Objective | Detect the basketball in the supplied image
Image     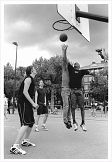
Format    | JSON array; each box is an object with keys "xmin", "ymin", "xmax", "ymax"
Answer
[{"xmin": 59, "ymin": 33, "xmax": 68, "ymax": 42}]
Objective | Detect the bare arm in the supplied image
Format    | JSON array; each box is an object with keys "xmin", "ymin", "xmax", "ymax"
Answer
[
  {"xmin": 23, "ymin": 78, "xmax": 37, "ymax": 108},
  {"xmin": 61, "ymin": 44, "xmax": 68, "ymax": 71},
  {"xmin": 35, "ymin": 90, "xmax": 38, "ymax": 104},
  {"xmin": 81, "ymin": 69, "xmax": 94, "ymax": 76},
  {"xmin": 45, "ymin": 94, "xmax": 46, "ymax": 106}
]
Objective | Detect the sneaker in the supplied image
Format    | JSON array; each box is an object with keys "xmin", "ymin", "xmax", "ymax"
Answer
[
  {"xmin": 35, "ymin": 127, "xmax": 39, "ymax": 132},
  {"xmin": 21, "ymin": 140, "xmax": 36, "ymax": 147},
  {"xmin": 64, "ymin": 122, "xmax": 71, "ymax": 129},
  {"xmin": 73, "ymin": 123, "xmax": 78, "ymax": 131},
  {"xmin": 10, "ymin": 145, "xmax": 26, "ymax": 155},
  {"xmin": 80, "ymin": 124, "xmax": 87, "ymax": 131},
  {"xmin": 41, "ymin": 125, "xmax": 48, "ymax": 131},
  {"xmin": 68, "ymin": 121, "xmax": 72, "ymax": 128}
]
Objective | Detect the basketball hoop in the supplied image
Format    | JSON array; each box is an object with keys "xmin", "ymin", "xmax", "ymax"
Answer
[
  {"xmin": 57, "ymin": 4, "xmax": 90, "ymax": 41},
  {"xmin": 52, "ymin": 19, "xmax": 74, "ymax": 31}
]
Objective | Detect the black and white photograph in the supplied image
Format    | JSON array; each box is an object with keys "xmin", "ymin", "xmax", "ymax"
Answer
[{"xmin": 0, "ymin": 0, "xmax": 111, "ymax": 160}]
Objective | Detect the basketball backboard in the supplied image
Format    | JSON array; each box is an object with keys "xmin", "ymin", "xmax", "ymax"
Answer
[{"xmin": 57, "ymin": 4, "xmax": 90, "ymax": 42}]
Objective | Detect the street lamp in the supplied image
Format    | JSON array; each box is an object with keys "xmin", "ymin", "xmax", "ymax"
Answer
[{"xmin": 12, "ymin": 42, "xmax": 18, "ymax": 114}]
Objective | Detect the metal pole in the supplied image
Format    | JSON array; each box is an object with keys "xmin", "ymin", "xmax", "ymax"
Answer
[
  {"xmin": 76, "ymin": 10, "xmax": 108, "ymax": 23},
  {"xmin": 12, "ymin": 42, "xmax": 18, "ymax": 114}
]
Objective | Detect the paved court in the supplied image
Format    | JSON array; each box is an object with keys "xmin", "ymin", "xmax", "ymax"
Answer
[{"xmin": 4, "ymin": 109, "xmax": 108, "ymax": 159}]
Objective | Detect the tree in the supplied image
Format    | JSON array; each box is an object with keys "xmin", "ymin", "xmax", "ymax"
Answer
[
  {"xmin": 96, "ymin": 48, "xmax": 108, "ymax": 62},
  {"xmin": 90, "ymin": 69, "xmax": 108, "ymax": 103},
  {"xmin": 4, "ymin": 63, "xmax": 14, "ymax": 81},
  {"xmin": 4, "ymin": 63, "xmax": 26, "ymax": 99}
]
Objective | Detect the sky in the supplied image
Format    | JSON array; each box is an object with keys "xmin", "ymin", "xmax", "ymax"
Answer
[{"xmin": 3, "ymin": 1, "xmax": 109, "ymax": 68}]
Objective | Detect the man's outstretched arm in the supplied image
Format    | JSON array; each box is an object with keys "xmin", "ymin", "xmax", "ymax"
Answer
[{"xmin": 61, "ymin": 44, "xmax": 68, "ymax": 71}]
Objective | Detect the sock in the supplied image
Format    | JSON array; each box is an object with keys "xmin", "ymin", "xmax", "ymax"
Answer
[
  {"xmin": 35, "ymin": 124, "xmax": 38, "ymax": 128},
  {"xmin": 13, "ymin": 144, "xmax": 19, "ymax": 147},
  {"xmin": 23, "ymin": 138, "xmax": 29, "ymax": 142},
  {"xmin": 42, "ymin": 123, "xmax": 45, "ymax": 127}
]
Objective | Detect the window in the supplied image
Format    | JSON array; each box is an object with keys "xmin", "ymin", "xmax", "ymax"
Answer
[
  {"xmin": 89, "ymin": 76, "xmax": 93, "ymax": 82},
  {"xmin": 85, "ymin": 101, "xmax": 89, "ymax": 106},
  {"xmin": 84, "ymin": 77, "xmax": 88, "ymax": 82},
  {"xmin": 84, "ymin": 85, "xmax": 89, "ymax": 90},
  {"xmin": 84, "ymin": 93, "xmax": 89, "ymax": 98}
]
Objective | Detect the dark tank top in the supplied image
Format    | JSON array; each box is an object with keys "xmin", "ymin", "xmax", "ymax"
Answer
[
  {"xmin": 18, "ymin": 76, "xmax": 35, "ymax": 103},
  {"xmin": 37, "ymin": 88, "xmax": 45, "ymax": 105}
]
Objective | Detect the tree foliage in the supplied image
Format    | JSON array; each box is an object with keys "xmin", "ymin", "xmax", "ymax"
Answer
[
  {"xmin": 90, "ymin": 69, "xmax": 108, "ymax": 102},
  {"xmin": 4, "ymin": 56, "xmax": 63, "ymax": 103},
  {"xmin": 4, "ymin": 63, "xmax": 26, "ymax": 98}
]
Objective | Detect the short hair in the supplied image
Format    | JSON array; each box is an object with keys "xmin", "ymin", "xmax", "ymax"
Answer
[
  {"xmin": 26, "ymin": 66, "xmax": 33, "ymax": 76},
  {"xmin": 39, "ymin": 79, "xmax": 44, "ymax": 84},
  {"xmin": 74, "ymin": 62, "xmax": 80, "ymax": 68}
]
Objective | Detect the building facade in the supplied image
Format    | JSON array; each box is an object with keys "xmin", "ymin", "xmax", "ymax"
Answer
[{"xmin": 81, "ymin": 61, "xmax": 108, "ymax": 108}]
